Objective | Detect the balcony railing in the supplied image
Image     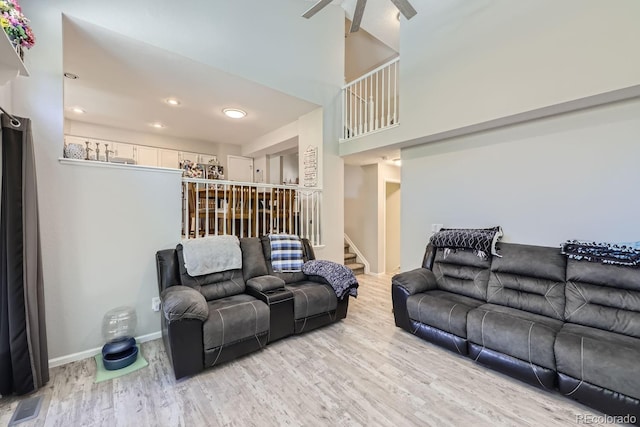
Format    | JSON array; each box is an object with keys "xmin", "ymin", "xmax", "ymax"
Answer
[
  {"xmin": 182, "ymin": 178, "xmax": 322, "ymax": 246},
  {"xmin": 341, "ymin": 57, "xmax": 399, "ymax": 141}
]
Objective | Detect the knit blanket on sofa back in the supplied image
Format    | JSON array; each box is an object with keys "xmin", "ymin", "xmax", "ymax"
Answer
[
  {"xmin": 561, "ymin": 240, "xmax": 640, "ymax": 267},
  {"xmin": 430, "ymin": 226, "xmax": 503, "ymax": 260}
]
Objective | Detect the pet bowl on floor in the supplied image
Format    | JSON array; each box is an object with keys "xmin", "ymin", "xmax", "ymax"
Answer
[{"xmin": 102, "ymin": 337, "xmax": 138, "ymax": 371}]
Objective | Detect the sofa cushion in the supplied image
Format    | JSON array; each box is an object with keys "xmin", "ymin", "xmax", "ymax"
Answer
[
  {"xmin": 246, "ymin": 275, "xmax": 286, "ymax": 292},
  {"xmin": 203, "ymin": 294, "xmax": 269, "ymax": 350},
  {"xmin": 285, "ymin": 281, "xmax": 337, "ymax": 320},
  {"xmin": 161, "ymin": 285, "xmax": 208, "ymax": 322},
  {"xmin": 555, "ymin": 323, "xmax": 640, "ymax": 400},
  {"xmin": 239, "ymin": 237, "xmax": 269, "ymax": 281},
  {"xmin": 407, "ymin": 290, "xmax": 484, "ymax": 339},
  {"xmin": 392, "ymin": 268, "xmax": 438, "ymax": 295},
  {"xmin": 565, "ymin": 259, "xmax": 640, "ymax": 338},
  {"xmin": 432, "ymin": 248, "xmax": 491, "ymax": 301},
  {"xmin": 487, "ymin": 243, "xmax": 566, "ymax": 320},
  {"xmin": 176, "ymin": 245, "xmax": 246, "ymax": 300},
  {"xmin": 467, "ymin": 304, "xmax": 564, "ymax": 370}
]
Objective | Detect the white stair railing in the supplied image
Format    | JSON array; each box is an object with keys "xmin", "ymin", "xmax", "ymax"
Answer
[
  {"xmin": 341, "ymin": 57, "xmax": 399, "ymax": 141},
  {"xmin": 182, "ymin": 178, "xmax": 323, "ymax": 246}
]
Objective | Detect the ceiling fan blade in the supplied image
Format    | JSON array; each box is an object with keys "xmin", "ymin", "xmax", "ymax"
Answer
[
  {"xmin": 302, "ymin": 0, "xmax": 334, "ymax": 19},
  {"xmin": 349, "ymin": 0, "xmax": 367, "ymax": 33},
  {"xmin": 389, "ymin": 0, "xmax": 417, "ymax": 20}
]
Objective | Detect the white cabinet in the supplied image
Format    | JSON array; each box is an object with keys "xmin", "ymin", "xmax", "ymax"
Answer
[
  {"xmin": 159, "ymin": 149, "xmax": 180, "ymax": 169},
  {"xmin": 179, "ymin": 151, "xmax": 199, "ymax": 164},
  {"xmin": 135, "ymin": 145, "xmax": 158, "ymax": 167},
  {"xmin": 113, "ymin": 143, "xmax": 135, "ymax": 162},
  {"xmin": 64, "ymin": 135, "xmax": 86, "ymax": 146},
  {"xmin": 61, "ymin": 135, "xmax": 220, "ymax": 170},
  {"xmin": 199, "ymin": 154, "xmax": 217, "ymax": 164}
]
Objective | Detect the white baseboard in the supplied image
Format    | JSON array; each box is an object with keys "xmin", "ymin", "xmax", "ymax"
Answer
[{"xmin": 48, "ymin": 331, "xmax": 162, "ymax": 368}]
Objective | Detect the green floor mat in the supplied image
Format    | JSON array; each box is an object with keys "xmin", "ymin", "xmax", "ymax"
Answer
[{"xmin": 94, "ymin": 346, "xmax": 148, "ymax": 383}]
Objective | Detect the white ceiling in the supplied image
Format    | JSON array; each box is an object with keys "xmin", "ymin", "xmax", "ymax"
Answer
[
  {"xmin": 63, "ymin": 17, "xmax": 319, "ymax": 146},
  {"xmin": 341, "ymin": 0, "xmax": 400, "ymax": 51},
  {"xmin": 303, "ymin": 0, "xmax": 401, "ymax": 51}
]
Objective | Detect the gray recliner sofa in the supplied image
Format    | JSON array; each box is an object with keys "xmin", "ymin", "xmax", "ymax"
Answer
[
  {"xmin": 392, "ymin": 242, "xmax": 640, "ymax": 424},
  {"xmin": 156, "ymin": 236, "xmax": 350, "ymax": 379}
]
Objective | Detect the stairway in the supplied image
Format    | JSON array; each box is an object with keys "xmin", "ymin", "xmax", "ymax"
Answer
[{"xmin": 344, "ymin": 242, "xmax": 365, "ymax": 275}]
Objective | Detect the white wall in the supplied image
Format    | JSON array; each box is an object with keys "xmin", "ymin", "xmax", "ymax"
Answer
[
  {"xmin": 14, "ymin": 0, "xmax": 344, "ymax": 362},
  {"xmin": 48, "ymin": 163, "xmax": 181, "ymax": 361},
  {"xmin": 253, "ymin": 155, "xmax": 267, "ymax": 183},
  {"xmin": 242, "ymin": 121, "xmax": 299, "ymax": 158},
  {"xmin": 268, "ymin": 156, "xmax": 282, "ymax": 184},
  {"xmin": 341, "ymin": 0, "xmax": 640, "ymax": 156},
  {"xmin": 344, "ymin": 162, "xmax": 400, "ymax": 273},
  {"xmin": 401, "ymin": 97, "xmax": 640, "ymax": 269},
  {"xmin": 65, "ymin": 120, "xmax": 241, "ymax": 172},
  {"xmin": 0, "ymin": 80, "xmax": 11, "ymax": 190},
  {"xmin": 344, "ymin": 20, "xmax": 397, "ymax": 83},
  {"xmin": 0, "ymin": 80, "xmax": 11, "ymax": 111},
  {"xmin": 297, "ymin": 107, "xmax": 344, "ymax": 262},
  {"xmin": 344, "ymin": 164, "xmax": 378, "ymax": 268},
  {"xmin": 281, "ymin": 153, "xmax": 298, "ymax": 184}
]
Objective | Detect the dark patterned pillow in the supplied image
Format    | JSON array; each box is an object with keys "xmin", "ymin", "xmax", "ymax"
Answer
[
  {"xmin": 561, "ymin": 240, "xmax": 640, "ymax": 267},
  {"xmin": 430, "ymin": 226, "xmax": 503, "ymax": 259}
]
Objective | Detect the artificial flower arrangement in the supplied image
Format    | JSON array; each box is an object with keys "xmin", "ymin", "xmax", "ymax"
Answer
[
  {"xmin": 0, "ymin": 0, "xmax": 35, "ymax": 49},
  {"xmin": 181, "ymin": 160, "xmax": 204, "ymax": 178}
]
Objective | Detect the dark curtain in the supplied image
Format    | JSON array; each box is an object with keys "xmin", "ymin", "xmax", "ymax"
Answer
[{"xmin": 0, "ymin": 114, "xmax": 48, "ymax": 396}]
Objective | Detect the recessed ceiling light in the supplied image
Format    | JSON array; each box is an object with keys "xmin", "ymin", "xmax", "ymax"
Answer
[
  {"xmin": 72, "ymin": 107, "xmax": 85, "ymax": 114},
  {"xmin": 150, "ymin": 122, "xmax": 165, "ymax": 129},
  {"xmin": 165, "ymin": 98, "xmax": 181, "ymax": 106},
  {"xmin": 223, "ymin": 108, "xmax": 247, "ymax": 119},
  {"xmin": 64, "ymin": 72, "xmax": 79, "ymax": 80}
]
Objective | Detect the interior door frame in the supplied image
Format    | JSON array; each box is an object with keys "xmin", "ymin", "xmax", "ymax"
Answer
[
  {"xmin": 383, "ymin": 178, "xmax": 401, "ymax": 274},
  {"xmin": 227, "ymin": 155, "xmax": 254, "ymax": 183}
]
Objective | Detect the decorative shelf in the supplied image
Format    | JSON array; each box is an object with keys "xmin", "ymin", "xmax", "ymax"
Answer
[{"xmin": 0, "ymin": 30, "xmax": 29, "ymax": 86}]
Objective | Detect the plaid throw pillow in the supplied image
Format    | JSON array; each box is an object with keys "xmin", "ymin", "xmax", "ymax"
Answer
[{"xmin": 269, "ymin": 234, "xmax": 304, "ymax": 272}]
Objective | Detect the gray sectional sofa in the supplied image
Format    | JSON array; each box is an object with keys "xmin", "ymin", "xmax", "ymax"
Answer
[
  {"xmin": 392, "ymin": 242, "xmax": 640, "ymax": 423},
  {"xmin": 156, "ymin": 236, "xmax": 350, "ymax": 379}
]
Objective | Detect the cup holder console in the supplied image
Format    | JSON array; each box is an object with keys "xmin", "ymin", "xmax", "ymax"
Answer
[{"xmin": 261, "ymin": 288, "xmax": 294, "ymax": 342}]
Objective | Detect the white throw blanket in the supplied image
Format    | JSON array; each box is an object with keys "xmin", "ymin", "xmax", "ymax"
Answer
[{"xmin": 181, "ymin": 235, "xmax": 242, "ymax": 276}]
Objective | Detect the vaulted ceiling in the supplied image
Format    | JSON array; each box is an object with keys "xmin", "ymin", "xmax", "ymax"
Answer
[{"xmin": 63, "ymin": 16, "xmax": 319, "ymax": 146}]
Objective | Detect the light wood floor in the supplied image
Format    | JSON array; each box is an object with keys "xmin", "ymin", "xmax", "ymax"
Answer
[{"xmin": 1, "ymin": 274, "xmax": 615, "ymax": 427}]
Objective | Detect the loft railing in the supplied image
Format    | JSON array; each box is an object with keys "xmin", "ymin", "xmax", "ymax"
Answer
[
  {"xmin": 341, "ymin": 57, "xmax": 399, "ymax": 141},
  {"xmin": 182, "ymin": 178, "xmax": 322, "ymax": 246}
]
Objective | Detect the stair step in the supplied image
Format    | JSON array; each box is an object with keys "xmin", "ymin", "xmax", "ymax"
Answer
[
  {"xmin": 344, "ymin": 243, "xmax": 349, "ymax": 254},
  {"xmin": 346, "ymin": 263, "xmax": 365, "ymax": 275},
  {"xmin": 344, "ymin": 253, "xmax": 357, "ymax": 262}
]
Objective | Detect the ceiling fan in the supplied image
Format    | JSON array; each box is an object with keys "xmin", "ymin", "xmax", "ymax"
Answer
[{"xmin": 302, "ymin": 0, "xmax": 417, "ymax": 33}]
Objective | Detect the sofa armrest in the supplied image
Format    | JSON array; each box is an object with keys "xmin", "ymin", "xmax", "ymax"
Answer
[
  {"xmin": 246, "ymin": 275, "xmax": 286, "ymax": 292},
  {"xmin": 161, "ymin": 286, "xmax": 208, "ymax": 322},
  {"xmin": 392, "ymin": 268, "xmax": 437, "ymax": 295}
]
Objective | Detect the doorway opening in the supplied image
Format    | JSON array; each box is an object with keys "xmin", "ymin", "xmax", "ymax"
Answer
[{"xmin": 384, "ymin": 180, "xmax": 401, "ymax": 274}]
